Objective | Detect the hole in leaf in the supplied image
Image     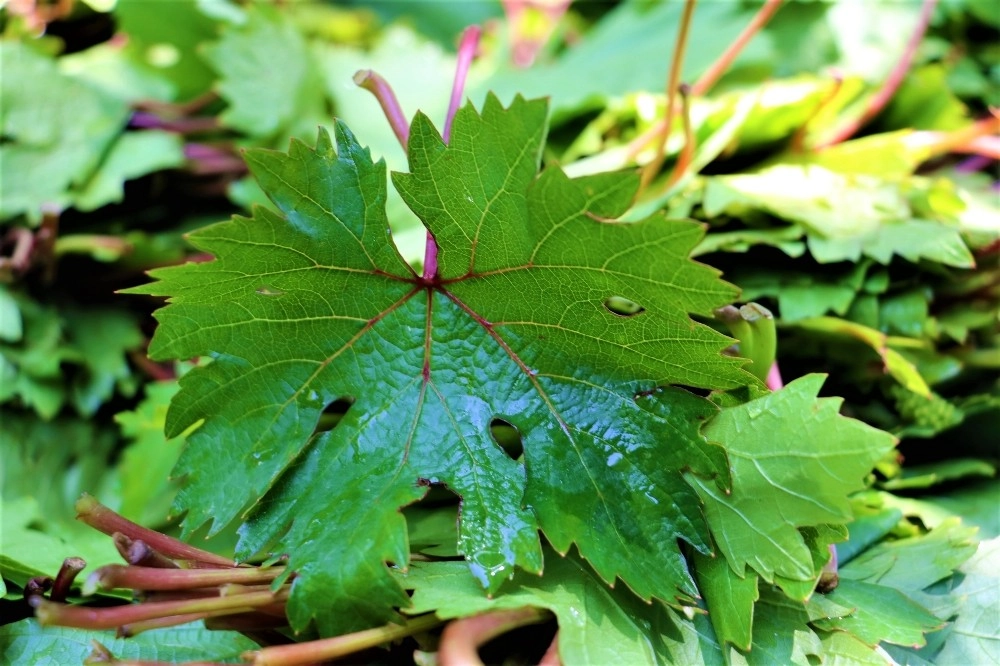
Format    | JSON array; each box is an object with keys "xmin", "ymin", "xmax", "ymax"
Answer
[
  {"xmin": 603, "ymin": 295, "xmax": 645, "ymax": 317},
  {"xmin": 490, "ymin": 418, "xmax": 523, "ymax": 460},
  {"xmin": 314, "ymin": 397, "xmax": 354, "ymax": 433}
]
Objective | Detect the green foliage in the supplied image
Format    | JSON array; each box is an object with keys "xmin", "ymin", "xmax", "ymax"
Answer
[
  {"xmin": 402, "ymin": 551, "xmax": 683, "ymax": 665},
  {"xmin": 0, "ymin": 619, "xmax": 257, "ymax": 665},
  {"xmin": 129, "ymin": 95, "xmax": 751, "ymax": 635},
  {"xmin": 0, "ymin": 289, "xmax": 142, "ymax": 418},
  {"xmin": 690, "ymin": 374, "xmax": 895, "ymax": 583},
  {"xmin": 1, "ymin": 0, "xmax": 997, "ymax": 663}
]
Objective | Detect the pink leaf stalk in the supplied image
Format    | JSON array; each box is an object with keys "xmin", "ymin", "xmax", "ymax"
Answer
[
  {"xmin": 353, "ymin": 69, "xmax": 410, "ymax": 150},
  {"xmin": 425, "ymin": 25, "xmax": 483, "ymax": 283},
  {"xmin": 766, "ymin": 362, "xmax": 784, "ymax": 392},
  {"xmin": 818, "ymin": 0, "xmax": 940, "ymax": 147},
  {"xmin": 443, "ymin": 26, "xmax": 483, "ymax": 144}
]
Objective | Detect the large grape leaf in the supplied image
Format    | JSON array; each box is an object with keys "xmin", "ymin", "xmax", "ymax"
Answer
[{"xmin": 129, "ymin": 94, "xmax": 751, "ymax": 635}]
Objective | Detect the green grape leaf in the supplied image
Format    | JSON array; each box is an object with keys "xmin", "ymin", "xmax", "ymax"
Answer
[
  {"xmin": 114, "ymin": 380, "xmax": 186, "ymax": 526},
  {"xmin": 400, "ymin": 551, "xmax": 683, "ymax": 666},
  {"xmin": 0, "ymin": 618, "xmax": 257, "ymax": 665},
  {"xmin": 128, "ymin": 95, "xmax": 751, "ymax": 635},
  {"xmin": 812, "ymin": 579, "xmax": 944, "ymax": 648},
  {"xmin": 73, "ymin": 130, "xmax": 185, "ymax": 212},
  {"xmin": 935, "ymin": 537, "xmax": 1000, "ymax": 665},
  {"xmin": 204, "ymin": 5, "xmax": 328, "ymax": 140},
  {"xmin": 693, "ymin": 551, "xmax": 758, "ymax": 651},
  {"xmin": 701, "ymin": 165, "xmax": 975, "ymax": 268},
  {"xmin": 726, "ymin": 262, "xmax": 869, "ymax": 323},
  {"xmin": 0, "ymin": 413, "xmax": 123, "ymax": 588},
  {"xmin": 735, "ymin": 588, "xmax": 823, "ymax": 666},
  {"xmin": 0, "ymin": 42, "xmax": 129, "ymax": 223},
  {"xmin": 687, "ymin": 374, "xmax": 896, "ymax": 583},
  {"xmin": 113, "ymin": 0, "xmax": 219, "ymax": 102},
  {"xmin": 839, "ymin": 518, "xmax": 979, "ymax": 594},
  {"xmin": 0, "ymin": 297, "xmax": 143, "ymax": 418}
]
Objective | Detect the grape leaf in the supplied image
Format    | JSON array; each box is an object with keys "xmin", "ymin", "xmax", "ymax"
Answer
[
  {"xmin": 73, "ymin": 130, "xmax": 184, "ymax": 212},
  {"xmin": 0, "ymin": 618, "xmax": 257, "ymax": 665},
  {"xmin": 0, "ymin": 414, "xmax": 122, "ymax": 588},
  {"xmin": 114, "ymin": 380, "xmax": 185, "ymax": 526},
  {"xmin": 113, "ymin": 0, "xmax": 219, "ymax": 103},
  {"xmin": 686, "ymin": 374, "xmax": 896, "ymax": 583},
  {"xmin": 203, "ymin": 5, "xmax": 328, "ymax": 140},
  {"xmin": 0, "ymin": 42, "xmax": 129, "ymax": 222},
  {"xmin": 735, "ymin": 588, "xmax": 823, "ymax": 666},
  {"xmin": 130, "ymin": 94, "xmax": 751, "ymax": 635},
  {"xmin": 701, "ymin": 165, "xmax": 976, "ymax": 268},
  {"xmin": 692, "ymin": 550, "xmax": 758, "ymax": 651},
  {"xmin": 400, "ymin": 552, "xmax": 682, "ymax": 666},
  {"xmin": 935, "ymin": 537, "xmax": 1000, "ymax": 665},
  {"xmin": 839, "ymin": 518, "xmax": 978, "ymax": 595},
  {"xmin": 812, "ymin": 579, "xmax": 944, "ymax": 648}
]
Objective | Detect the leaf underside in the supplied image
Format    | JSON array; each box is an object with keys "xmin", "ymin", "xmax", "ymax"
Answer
[{"xmin": 130, "ymin": 94, "xmax": 751, "ymax": 635}]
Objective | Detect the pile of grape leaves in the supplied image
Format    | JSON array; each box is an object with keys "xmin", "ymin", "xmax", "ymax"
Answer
[{"xmin": 1, "ymin": 1, "xmax": 997, "ymax": 664}]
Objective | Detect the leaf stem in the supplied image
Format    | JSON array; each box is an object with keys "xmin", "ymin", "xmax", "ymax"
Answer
[
  {"xmin": 664, "ymin": 83, "xmax": 695, "ymax": 190},
  {"xmin": 443, "ymin": 25, "xmax": 483, "ymax": 143},
  {"xmin": 129, "ymin": 112, "xmax": 220, "ymax": 134},
  {"xmin": 817, "ymin": 0, "xmax": 939, "ymax": 147},
  {"xmin": 51, "ymin": 558, "xmax": 87, "ymax": 603},
  {"xmin": 538, "ymin": 629, "xmax": 561, "ymax": 666},
  {"xmin": 817, "ymin": 544, "xmax": 839, "ymax": 593},
  {"xmin": 32, "ymin": 588, "xmax": 288, "ymax": 631},
  {"xmin": 243, "ymin": 614, "xmax": 443, "ymax": 666},
  {"xmin": 75, "ymin": 494, "xmax": 236, "ymax": 568},
  {"xmin": 83, "ymin": 564, "xmax": 285, "ymax": 596},
  {"xmin": 0, "ymin": 226, "xmax": 35, "ymax": 281},
  {"xmin": 353, "ymin": 69, "xmax": 410, "ymax": 150},
  {"xmin": 690, "ymin": 0, "xmax": 784, "ymax": 96},
  {"xmin": 438, "ymin": 607, "xmax": 552, "ymax": 666},
  {"xmin": 766, "ymin": 362, "xmax": 784, "ymax": 392},
  {"xmin": 113, "ymin": 534, "xmax": 180, "ymax": 569},
  {"xmin": 640, "ymin": 0, "xmax": 697, "ymax": 190},
  {"xmin": 25, "ymin": 577, "xmax": 53, "ymax": 599}
]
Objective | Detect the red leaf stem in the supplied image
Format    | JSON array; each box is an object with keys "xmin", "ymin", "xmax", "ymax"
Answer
[
  {"xmin": 243, "ymin": 614, "xmax": 443, "ymax": 666},
  {"xmin": 818, "ymin": 0, "xmax": 940, "ymax": 147},
  {"xmin": 626, "ymin": 0, "xmax": 783, "ymax": 164},
  {"xmin": 114, "ymin": 534, "xmax": 181, "ymax": 568},
  {"xmin": 75, "ymin": 494, "xmax": 237, "ymax": 569},
  {"xmin": 32, "ymin": 589, "xmax": 288, "ymax": 631},
  {"xmin": 664, "ymin": 83, "xmax": 695, "ymax": 190},
  {"xmin": 538, "ymin": 630, "xmax": 561, "ymax": 666},
  {"xmin": 437, "ymin": 607, "xmax": 552, "ymax": 666},
  {"xmin": 443, "ymin": 25, "xmax": 483, "ymax": 143},
  {"xmin": 51, "ymin": 558, "xmax": 87, "ymax": 602},
  {"xmin": 641, "ymin": 0, "xmax": 697, "ymax": 189},
  {"xmin": 353, "ymin": 69, "xmax": 410, "ymax": 150},
  {"xmin": 84, "ymin": 564, "xmax": 285, "ymax": 595},
  {"xmin": 690, "ymin": 0, "xmax": 784, "ymax": 96}
]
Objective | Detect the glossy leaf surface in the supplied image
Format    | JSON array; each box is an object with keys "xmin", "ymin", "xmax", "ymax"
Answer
[{"xmin": 131, "ymin": 95, "xmax": 748, "ymax": 634}]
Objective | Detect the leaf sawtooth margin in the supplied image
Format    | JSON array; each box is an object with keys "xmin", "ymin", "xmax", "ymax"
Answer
[{"xmin": 128, "ymin": 94, "xmax": 753, "ymax": 635}]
